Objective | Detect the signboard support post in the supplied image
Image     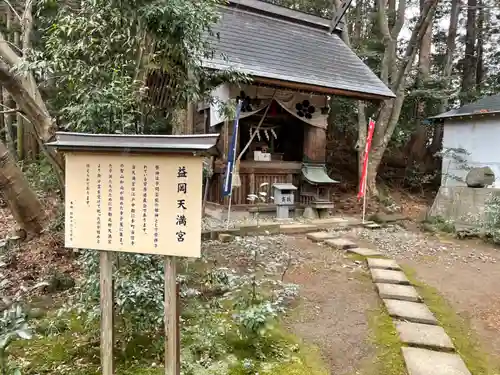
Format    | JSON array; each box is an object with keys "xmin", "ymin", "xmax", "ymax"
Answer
[
  {"xmin": 164, "ymin": 256, "xmax": 179, "ymax": 375},
  {"xmin": 46, "ymin": 132, "xmax": 220, "ymax": 375},
  {"xmin": 100, "ymin": 250, "xmax": 114, "ymax": 375}
]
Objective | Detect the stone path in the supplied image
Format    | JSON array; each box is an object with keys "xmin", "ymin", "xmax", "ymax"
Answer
[{"xmin": 305, "ymin": 231, "xmax": 473, "ymax": 375}]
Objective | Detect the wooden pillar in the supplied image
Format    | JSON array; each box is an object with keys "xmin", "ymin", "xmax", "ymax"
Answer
[
  {"xmin": 223, "ymin": 120, "xmax": 229, "ymax": 161},
  {"xmin": 100, "ymin": 251, "xmax": 114, "ymax": 375},
  {"xmin": 185, "ymin": 102, "xmax": 195, "ymax": 135},
  {"xmin": 164, "ymin": 256, "xmax": 179, "ymax": 375},
  {"xmin": 249, "ymin": 172, "xmax": 255, "ymax": 195},
  {"xmin": 303, "ymin": 126, "xmax": 326, "ymax": 162}
]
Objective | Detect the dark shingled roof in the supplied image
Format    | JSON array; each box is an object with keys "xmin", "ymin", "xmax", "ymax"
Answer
[
  {"xmin": 202, "ymin": 5, "xmax": 395, "ymax": 99},
  {"xmin": 431, "ymin": 93, "xmax": 500, "ymax": 120},
  {"xmin": 46, "ymin": 132, "xmax": 220, "ymax": 155},
  {"xmin": 226, "ymin": 0, "xmax": 336, "ymax": 31}
]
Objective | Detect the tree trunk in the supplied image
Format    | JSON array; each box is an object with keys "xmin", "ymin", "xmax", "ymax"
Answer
[
  {"xmin": 333, "ymin": 0, "xmax": 367, "ymax": 189},
  {"xmin": 460, "ymin": 0, "xmax": 477, "ymax": 104},
  {"xmin": 367, "ymin": 0, "xmax": 439, "ymax": 196},
  {"xmin": 0, "ymin": 139, "xmax": 45, "ymax": 235},
  {"xmin": 429, "ymin": 0, "xmax": 460, "ymax": 154},
  {"xmin": 475, "ymin": 0, "xmax": 484, "ymax": 92},
  {"xmin": 407, "ymin": 0, "xmax": 434, "ymax": 165},
  {"xmin": 353, "ymin": 0, "xmax": 363, "ymax": 47},
  {"xmin": 3, "ymin": 92, "xmax": 16, "ymax": 160}
]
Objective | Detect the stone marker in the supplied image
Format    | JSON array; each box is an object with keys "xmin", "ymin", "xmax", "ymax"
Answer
[
  {"xmin": 323, "ymin": 238, "xmax": 357, "ymax": 249},
  {"xmin": 345, "ymin": 247, "xmax": 382, "ymax": 257},
  {"xmin": 367, "ymin": 258, "xmax": 401, "ymax": 270},
  {"xmin": 370, "ymin": 269, "xmax": 410, "ymax": 285},
  {"xmin": 376, "ymin": 283, "xmax": 421, "ymax": 302},
  {"xmin": 306, "ymin": 231, "xmax": 336, "ymax": 242},
  {"xmin": 396, "ymin": 321, "xmax": 454, "ymax": 350},
  {"xmin": 402, "ymin": 347, "xmax": 471, "ymax": 375},
  {"xmin": 383, "ymin": 299, "xmax": 437, "ymax": 325}
]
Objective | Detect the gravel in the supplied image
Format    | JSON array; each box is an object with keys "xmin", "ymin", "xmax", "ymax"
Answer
[
  {"xmin": 331, "ymin": 224, "xmax": 499, "ymax": 265},
  {"xmin": 202, "ymin": 216, "xmax": 304, "ymax": 231}
]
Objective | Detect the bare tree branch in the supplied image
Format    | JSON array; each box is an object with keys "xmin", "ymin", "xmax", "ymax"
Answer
[
  {"xmin": 0, "ymin": 34, "xmax": 54, "ymax": 141},
  {"xmin": 391, "ymin": 0, "xmax": 406, "ymax": 39},
  {"xmin": 376, "ymin": 0, "xmax": 392, "ymax": 43},
  {"xmin": 21, "ymin": 0, "xmax": 34, "ymax": 55},
  {"xmin": 0, "ymin": 108, "xmax": 20, "ymax": 114}
]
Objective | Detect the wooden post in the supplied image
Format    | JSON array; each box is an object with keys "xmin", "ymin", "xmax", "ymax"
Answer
[
  {"xmin": 176, "ymin": 283, "xmax": 181, "ymax": 375},
  {"xmin": 164, "ymin": 256, "xmax": 179, "ymax": 375},
  {"xmin": 186, "ymin": 102, "xmax": 195, "ymax": 134},
  {"xmin": 100, "ymin": 251, "xmax": 114, "ymax": 375}
]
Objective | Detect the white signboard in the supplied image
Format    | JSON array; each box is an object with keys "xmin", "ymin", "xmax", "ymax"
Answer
[{"xmin": 65, "ymin": 152, "xmax": 202, "ymax": 257}]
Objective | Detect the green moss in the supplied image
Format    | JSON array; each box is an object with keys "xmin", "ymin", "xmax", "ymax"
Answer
[
  {"xmin": 270, "ymin": 361, "xmax": 328, "ymax": 375},
  {"xmin": 404, "ymin": 267, "xmax": 500, "ymax": 375},
  {"xmin": 361, "ymin": 305, "xmax": 407, "ymax": 375},
  {"xmin": 9, "ymin": 311, "xmax": 328, "ymax": 375},
  {"xmin": 227, "ymin": 332, "xmax": 328, "ymax": 375}
]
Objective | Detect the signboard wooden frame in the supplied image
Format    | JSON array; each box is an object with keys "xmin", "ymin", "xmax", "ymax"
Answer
[{"xmin": 47, "ymin": 132, "xmax": 220, "ymax": 375}]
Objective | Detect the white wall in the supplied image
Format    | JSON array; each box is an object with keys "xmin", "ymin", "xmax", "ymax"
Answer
[{"xmin": 442, "ymin": 116, "xmax": 500, "ymax": 187}]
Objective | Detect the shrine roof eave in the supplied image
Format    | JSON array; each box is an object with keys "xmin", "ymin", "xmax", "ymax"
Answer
[{"xmin": 46, "ymin": 132, "xmax": 220, "ymax": 156}]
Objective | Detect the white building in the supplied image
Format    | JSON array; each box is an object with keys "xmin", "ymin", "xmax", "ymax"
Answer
[{"xmin": 431, "ymin": 94, "xmax": 500, "ymax": 188}]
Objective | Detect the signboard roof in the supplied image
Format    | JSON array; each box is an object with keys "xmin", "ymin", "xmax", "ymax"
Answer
[{"xmin": 47, "ymin": 132, "xmax": 220, "ymax": 155}]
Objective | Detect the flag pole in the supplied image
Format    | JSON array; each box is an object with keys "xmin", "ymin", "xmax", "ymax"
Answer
[
  {"xmin": 362, "ymin": 158, "xmax": 368, "ymax": 224},
  {"xmin": 226, "ymin": 101, "xmax": 241, "ymax": 229},
  {"xmin": 358, "ymin": 117, "xmax": 375, "ymax": 224}
]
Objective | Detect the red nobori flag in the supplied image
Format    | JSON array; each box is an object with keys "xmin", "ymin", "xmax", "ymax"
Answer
[{"xmin": 357, "ymin": 119, "xmax": 376, "ymax": 200}]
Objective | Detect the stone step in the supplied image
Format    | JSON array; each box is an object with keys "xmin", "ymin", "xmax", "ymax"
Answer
[
  {"xmin": 280, "ymin": 224, "xmax": 318, "ymax": 234},
  {"xmin": 306, "ymin": 231, "xmax": 336, "ymax": 242},
  {"xmin": 383, "ymin": 299, "xmax": 438, "ymax": 325},
  {"xmin": 402, "ymin": 347, "xmax": 471, "ymax": 375},
  {"xmin": 376, "ymin": 283, "xmax": 421, "ymax": 302},
  {"xmin": 370, "ymin": 269, "xmax": 410, "ymax": 285},
  {"xmin": 367, "ymin": 258, "xmax": 401, "ymax": 270},
  {"xmin": 363, "ymin": 221, "xmax": 382, "ymax": 229},
  {"xmin": 323, "ymin": 238, "xmax": 357, "ymax": 249},
  {"xmin": 395, "ymin": 321, "xmax": 454, "ymax": 351},
  {"xmin": 346, "ymin": 247, "xmax": 383, "ymax": 257}
]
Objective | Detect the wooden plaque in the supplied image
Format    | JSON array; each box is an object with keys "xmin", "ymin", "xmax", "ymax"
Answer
[{"xmin": 64, "ymin": 152, "xmax": 202, "ymax": 257}]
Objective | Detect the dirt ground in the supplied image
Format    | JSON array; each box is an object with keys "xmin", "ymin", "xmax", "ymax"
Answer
[
  {"xmin": 202, "ymin": 234, "xmax": 380, "ymax": 374},
  {"xmin": 403, "ymin": 237, "xmax": 500, "ymax": 357},
  {"xmin": 280, "ymin": 236, "xmax": 378, "ymax": 375}
]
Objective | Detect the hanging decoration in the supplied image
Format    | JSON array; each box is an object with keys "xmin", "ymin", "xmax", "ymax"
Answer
[
  {"xmin": 295, "ymin": 100, "xmax": 316, "ymax": 119},
  {"xmin": 250, "ymin": 125, "xmax": 279, "ymax": 142},
  {"xmin": 209, "ymin": 84, "xmax": 329, "ymax": 128}
]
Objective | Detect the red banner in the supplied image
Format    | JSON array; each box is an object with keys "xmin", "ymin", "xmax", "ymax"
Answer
[{"xmin": 357, "ymin": 119, "xmax": 376, "ymax": 200}]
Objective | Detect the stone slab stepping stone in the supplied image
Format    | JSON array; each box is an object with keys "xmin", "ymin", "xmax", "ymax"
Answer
[
  {"xmin": 383, "ymin": 299, "xmax": 437, "ymax": 325},
  {"xmin": 402, "ymin": 347, "xmax": 471, "ymax": 375},
  {"xmin": 324, "ymin": 238, "xmax": 357, "ymax": 249},
  {"xmin": 363, "ymin": 221, "xmax": 382, "ymax": 229},
  {"xmin": 376, "ymin": 283, "xmax": 421, "ymax": 302},
  {"xmin": 306, "ymin": 231, "xmax": 335, "ymax": 242},
  {"xmin": 345, "ymin": 247, "xmax": 382, "ymax": 257},
  {"xmin": 280, "ymin": 224, "xmax": 318, "ymax": 234},
  {"xmin": 312, "ymin": 217, "xmax": 350, "ymax": 225},
  {"xmin": 367, "ymin": 258, "xmax": 401, "ymax": 270},
  {"xmin": 396, "ymin": 321, "xmax": 454, "ymax": 350},
  {"xmin": 370, "ymin": 269, "xmax": 410, "ymax": 285}
]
